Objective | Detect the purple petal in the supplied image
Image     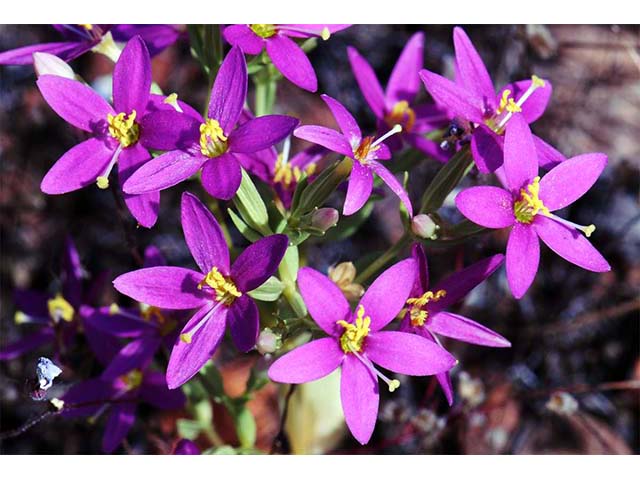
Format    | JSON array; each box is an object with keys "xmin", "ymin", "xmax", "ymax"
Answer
[
  {"xmin": 41, "ymin": 137, "xmax": 115, "ymax": 194},
  {"xmin": 144, "ymin": 245, "xmax": 166, "ymax": 268},
  {"xmin": 111, "ymin": 24, "xmax": 181, "ymax": 57},
  {"xmin": 122, "ymin": 150, "xmax": 206, "ymax": 195},
  {"xmin": 101, "ymin": 336, "xmax": 162, "ymax": 381},
  {"xmin": 173, "ymin": 439, "xmax": 201, "ymax": 455},
  {"xmin": 297, "ymin": 267, "xmax": 351, "ymax": 336},
  {"xmin": 113, "ymin": 36, "xmax": 151, "ymax": 114},
  {"xmin": 181, "ymin": 192, "xmax": 230, "ymax": 274},
  {"xmin": 266, "ymin": 34, "xmax": 317, "ymax": 92},
  {"xmin": 166, "ymin": 304, "xmax": 227, "ymax": 389},
  {"xmin": 229, "ymin": 115, "xmax": 298, "ymax": 153},
  {"xmin": 405, "ymin": 133, "xmax": 450, "ymax": 163},
  {"xmin": 0, "ymin": 328, "xmax": 54, "ymax": 361},
  {"xmin": 208, "ymin": 46, "xmax": 247, "ymax": 133},
  {"xmin": 539, "ymin": 153, "xmax": 607, "ymax": 211},
  {"xmin": 0, "ymin": 41, "xmax": 88, "ymax": 65},
  {"xmin": 432, "ymin": 254, "xmax": 505, "ymax": 310},
  {"xmin": 359, "ymin": 258, "xmax": 416, "ymax": 331},
  {"xmin": 344, "ymin": 161, "xmax": 373, "ymax": 216},
  {"xmin": 223, "ymin": 25, "xmax": 264, "ymax": 55},
  {"xmin": 82, "ymin": 311, "xmax": 122, "ymax": 366},
  {"xmin": 140, "ymin": 371, "xmax": 186, "ymax": 410},
  {"xmin": 386, "ymin": 31, "xmax": 424, "ymax": 105},
  {"xmin": 500, "ymin": 78, "xmax": 552, "ymax": 124},
  {"xmin": 411, "ymin": 243, "xmax": 430, "ymax": 293},
  {"xmin": 277, "ymin": 24, "xmax": 351, "ymax": 38},
  {"xmin": 81, "ymin": 306, "xmax": 156, "ymax": 338},
  {"xmin": 347, "ymin": 46, "xmax": 386, "ymax": 119},
  {"xmin": 118, "ymin": 143, "xmax": 159, "ymax": 228},
  {"xmin": 37, "ymin": 75, "xmax": 113, "ymax": 133},
  {"xmin": 103, "ymin": 403, "xmax": 136, "ymax": 453},
  {"xmin": 61, "ymin": 237, "xmax": 83, "ymax": 307},
  {"xmin": 113, "ymin": 267, "xmax": 210, "ymax": 310},
  {"xmin": 13, "ymin": 289, "xmax": 48, "ymax": 317},
  {"xmin": 455, "ymin": 186, "xmax": 515, "ymax": 229},
  {"xmin": 294, "ymin": 125, "xmax": 353, "ymax": 158},
  {"xmin": 428, "ymin": 311, "xmax": 511, "ymax": 347},
  {"xmin": 139, "ymin": 110, "xmax": 201, "ymax": 151},
  {"xmin": 437, "ymin": 371, "xmax": 454, "ymax": 406},
  {"xmin": 503, "ymin": 113, "xmax": 538, "ymax": 192},
  {"xmin": 269, "ymin": 338, "xmax": 344, "ymax": 383},
  {"xmin": 453, "ymin": 27, "xmax": 496, "ymax": 110},
  {"xmin": 534, "ymin": 215, "xmax": 610, "ymax": 272},
  {"xmin": 369, "ymin": 160, "xmax": 414, "ymax": 217},
  {"xmin": 228, "ymin": 295, "xmax": 259, "ymax": 352},
  {"xmin": 340, "ymin": 353, "xmax": 378, "ymax": 445},
  {"xmin": 533, "ymin": 135, "xmax": 566, "ymax": 170},
  {"xmin": 471, "ymin": 125, "xmax": 504, "ymax": 173},
  {"xmin": 366, "ymin": 331, "xmax": 456, "ymax": 375},
  {"xmin": 506, "ymin": 223, "xmax": 540, "ymax": 299},
  {"xmin": 419, "ymin": 69, "xmax": 484, "ymax": 124},
  {"xmin": 62, "ymin": 378, "xmax": 118, "ymax": 418},
  {"xmin": 231, "ymin": 234, "xmax": 289, "ymax": 292},
  {"xmin": 320, "ymin": 94, "xmax": 361, "ymax": 145}
]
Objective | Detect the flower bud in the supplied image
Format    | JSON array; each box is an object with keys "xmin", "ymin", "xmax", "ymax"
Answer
[
  {"xmin": 411, "ymin": 214, "xmax": 439, "ymax": 239},
  {"xmin": 256, "ymin": 328, "xmax": 281, "ymax": 355},
  {"xmin": 311, "ymin": 208, "xmax": 339, "ymax": 232},
  {"xmin": 33, "ymin": 52, "xmax": 75, "ymax": 80}
]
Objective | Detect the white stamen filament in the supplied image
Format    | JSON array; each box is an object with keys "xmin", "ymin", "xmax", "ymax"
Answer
[
  {"xmin": 96, "ymin": 145, "xmax": 122, "ymax": 189},
  {"xmin": 348, "ymin": 346, "xmax": 400, "ymax": 393},
  {"xmin": 14, "ymin": 311, "xmax": 49, "ymax": 325},
  {"xmin": 179, "ymin": 300, "xmax": 225, "ymax": 344},
  {"xmin": 497, "ymin": 79, "xmax": 545, "ymax": 130},
  {"xmin": 279, "ymin": 25, "xmax": 331, "ymax": 40},
  {"xmin": 281, "ymin": 136, "xmax": 291, "ymax": 166},
  {"xmin": 541, "ymin": 212, "xmax": 596, "ymax": 238},
  {"xmin": 371, "ymin": 124, "xmax": 403, "ymax": 148}
]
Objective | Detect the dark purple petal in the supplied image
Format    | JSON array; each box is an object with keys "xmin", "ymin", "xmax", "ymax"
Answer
[
  {"xmin": 411, "ymin": 243, "xmax": 430, "ymax": 293},
  {"xmin": 344, "ymin": 161, "xmax": 373, "ymax": 216},
  {"xmin": 140, "ymin": 371, "xmax": 186, "ymax": 410},
  {"xmin": 228, "ymin": 295, "xmax": 259, "ymax": 352},
  {"xmin": 208, "ymin": 46, "xmax": 247, "ymax": 133},
  {"xmin": 266, "ymin": 34, "xmax": 317, "ymax": 92},
  {"xmin": 223, "ymin": 25, "xmax": 264, "ymax": 55},
  {"xmin": 173, "ymin": 439, "xmax": 201, "ymax": 455},
  {"xmin": 81, "ymin": 306, "xmax": 156, "ymax": 338},
  {"xmin": 500, "ymin": 78, "xmax": 552, "ymax": 124},
  {"xmin": 229, "ymin": 115, "xmax": 298, "ymax": 153},
  {"xmin": 347, "ymin": 46, "xmax": 386, "ymax": 119},
  {"xmin": 122, "ymin": 150, "xmax": 206, "ymax": 195},
  {"xmin": 428, "ymin": 311, "xmax": 511, "ymax": 347},
  {"xmin": 405, "ymin": 133, "xmax": 450, "ymax": 163},
  {"xmin": 437, "ymin": 371, "xmax": 454, "ymax": 406},
  {"xmin": 231, "ymin": 234, "xmax": 289, "ymax": 292},
  {"xmin": 539, "ymin": 153, "xmax": 607, "ymax": 211},
  {"xmin": 419, "ymin": 69, "xmax": 484, "ymax": 124},
  {"xmin": 0, "ymin": 328, "xmax": 54, "ymax": 361},
  {"xmin": 61, "ymin": 237, "xmax": 83, "ymax": 307},
  {"xmin": 144, "ymin": 245, "xmax": 166, "ymax": 268},
  {"xmin": 359, "ymin": 259, "xmax": 416, "ymax": 332},
  {"xmin": 13, "ymin": 289, "xmax": 48, "ymax": 317},
  {"xmin": 320, "ymin": 94, "xmax": 361, "ymax": 145},
  {"xmin": 37, "ymin": 75, "xmax": 114, "ymax": 133},
  {"xmin": 201, "ymin": 154, "xmax": 243, "ymax": 200},
  {"xmin": 340, "ymin": 353, "xmax": 378, "ymax": 445},
  {"xmin": 534, "ymin": 216, "xmax": 610, "ymax": 272},
  {"xmin": 111, "ymin": 24, "xmax": 181, "ymax": 57},
  {"xmin": 269, "ymin": 338, "xmax": 344, "ymax": 384},
  {"xmin": 503, "ymin": 113, "xmax": 538, "ymax": 192},
  {"xmin": 455, "ymin": 186, "xmax": 515, "ymax": 229},
  {"xmin": 113, "ymin": 36, "xmax": 151, "ymax": 114},
  {"xmin": 62, "ymin": 378, "xmax": 119, "ymax": 418},
  {"xmin": 297, "ymin": 267, "xmax": 351, "ymax": 336},
  {"xmin": 118, "ymin": 143, "xmax": 159, "ymax": 228},
  {"xmin": 139, "ymin": 110, "xmax": 201, "ymax": 151},
  {"xmin": 453, "ymin": 27, "xmax": 496, "ymax": 110},
  {"xmin": 166, "ymin": 304, "xmax": 227, "ymax": 389},
  {"xmin": 82, "ymin": 311, "xmax": 123, "ymax": 366},
  {"xmin": 101, "ymin": 336, "xmax": 162, "ymax": 381},
  {"xmin": 366, "ymin": 331, "xmax": 456, "ymax": 375},
  {"xmin": 386, "ymin": 32, "xmax": 424, "ymax": 105},
  {"xmin": 181, "ymin": 192, "xmax": 230, "ymax": 274},
  {"xmin": 533, "ymin": 135, "xmax": 566, "ymax": 170},
  {"xmin": 294, "ymin": 125, "xmax": 353, "ymax": 158},
  {"xmin": 102, "ymin": 403, "xmax": 136, "ymax": 453},
  {"xmin": 369, "ymin": 160, "xmax": 414, "ymax": 217},
  {"xmin": 0, "ymin": 41, "xmax": 88, "ymax": 65},
  {"xmin": 113, "ymin": 267, "xmax": 210, "ymax": 310},
  {"xmin": 41, "ymin": 138, "xmax": 115, "ymax": 194},
  {"xmin": 471, "ymin": 125, "xmax": 504, "ymax": 173},
  {"xmin": 506, "ymin": 223, "xmax": 540, "ymax": 299}
]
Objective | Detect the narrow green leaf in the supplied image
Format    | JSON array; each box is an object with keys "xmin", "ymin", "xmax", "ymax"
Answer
[
  {"xmin": 228, "ymin": 208, "xmax": 262, "ymax": 242},
  {"xmin": 248, "ymin": 276, "xmax": 284, "ymax": 301}
]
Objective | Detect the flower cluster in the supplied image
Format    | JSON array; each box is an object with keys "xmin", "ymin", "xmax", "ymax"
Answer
[{"xmin": 1, "ymin": 24, "xmax": 611, "ymax": 452}]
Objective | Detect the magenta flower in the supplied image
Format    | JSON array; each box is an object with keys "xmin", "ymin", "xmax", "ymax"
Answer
[
  {"xmin": 223, "ymin": 24, "xmax": 350, "ymax": 92},
  {"xmin": 111, "ymin": 24, "xmax": 183, "ymax": 57},
  {"xmin": 400, "ymin": 243, "xmax": 509, "ymax": 405},
  {"xmin": 123, "ymin": 46, "xmax": 298, "ymax": 201},
  {"xmin": 35, "ymin": 36, "xmax": 190, "ymax": 227},
  {"xmin": 455, "ymin": 113, "xmax": 611, "ymax": 298},
  {"xmin": 347, "ymin": 32, "xmax": 449, "ymax": 162},
  {"xmin": 113, "ymin": 192, "xmax": 289, "ymax": 389},
  {"xmin": 294, "ymin": 94, "xmax": 413, "ymax": 216},
  {"xmin": 268, "ymin": 260, "xmax": 456, "ymax": 444},
  {"xmin": 419, "ymin": 27, "xmax": 564, "ymax": 172}
]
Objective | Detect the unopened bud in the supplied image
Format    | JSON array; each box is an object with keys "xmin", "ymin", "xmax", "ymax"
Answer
[
  {"xmin": 311, "ymin": 208, "xmax": 339, "ymax": 232},
  {"xmin": 256, "ymin": 328, "xmax": 281, "ymax": 355},
  {"xmin": 546, "ymin": 391, "xmax": 579, "ymax": 415},
  {"xmin": 411, "ymin": 214, "xmax": 439, "ymax": 239},
  {"xmin": 33, "ymin": 52, "xmax": 75, "ymax": 80}
]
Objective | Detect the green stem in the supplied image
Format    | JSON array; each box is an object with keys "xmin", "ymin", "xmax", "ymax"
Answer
[
  {"xmin": 354, "ymin": 233, "xmax": 412, "ymax": 284},
  {"xmin": 419, "ymin": 147, "xmax": 473, "ymax": 214}
]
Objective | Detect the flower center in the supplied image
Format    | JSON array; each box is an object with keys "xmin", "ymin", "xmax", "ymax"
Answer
[
  {"xmin": 484, "ymin": 75, "xmax": 546, "ymax": 134},
  {"xmin": 198, "ymin": 267, "xmax": 242, "ymax": 306},
  {"xmin": 119, "ymin": 369, "xmax": 143, "ymax": 391},
  {"xmin": 108, "ymin": 110, "xmax": 140, "ymax": 148},
  {"xmin": 405, "ymin": 289, "xmax": 447, "ymax": 327},
  {"xmin": 513, "ymin": 176, "xmax": 549, "ymax": 224},
  {"xmin": 199, "ymin": 118, "xmax": 229, "ymax": 158},
  {"xmin": 273, "ymin": 155, "xmax": 316, "ymax": 188},
  {"xmin": 385, "ymin": 101, "xmax": 416, "ymax": 132},
  {"xmin": 337, "ymin": 305, "xmax": 370, "ymax": 354},
  {"xmin": 47, "ymin": 293, "xmax": 75, "ymax": 323},
  {"xmin": 250, "ymin": 24, "xmax": 277, "ymax": 38}
]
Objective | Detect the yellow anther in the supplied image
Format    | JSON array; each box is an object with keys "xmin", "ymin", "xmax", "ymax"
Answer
[
  {"xmin": 353, "ymin": 136, "xmax": 378, "ymax": 164},
  {"xmin": 250, "ymin": 24, "xmax": 277, "ymax": 39},
  {"xmin": 96, "ymin": 176, "xmax": 109, "ymax": 189},
  {"xmin": 163, "ymin": 93, "xmax": 183, "ymax": 113},
  {"xmin": 273, "ymin": 155, "xmax": 316, "ymax": 188},
  {"xmin": 108, "ymin": 303, "xmax": 120, "ymax": 315},
  {"xmin": 14, "ymin": 311, "xmax": 30, "ymax": 324},
  {"xmin": 119, "ymin": 369, "xmax": 143, "ymax": 391},
  {"xmin": 531, "ymin": 75, "xmax": 545, "ymax": 88},
  {"xmin": 50, "ymin": 398, "xmax": 65, "ymax": 411},
  {"xmin": 583, "ymin": 224, "xmax": 596, "ymax": 238},
  {"xmin": 406, "ymin": 289, "xmax": 447, "ymax": 327},
  {"xmin": 505, "ymin": 99, "xmax": 522, "ymax": 113},
  {"xmin": 140, "ymin": 304, "xmax": 166, "ymax": 324},
  {"xmin": 337, "ymin": 305, "xmax": 371, "ymax": 354},
  {"xmin": 384, "ymin": 100, "xmax": 416, "ymax": 132},
  {"xmin": 180, "ymin": 332, "xmax": 193, "ymax": 344},
  {"xmin": 47, "ymin": 294, "xmax": 75, "ymax": 322},
  {"xmin": 497, "ymin": 89, "xmax": 522, "ymax": 115},
  {"xmin": 388, "ymin": 379, "xmax": 400, "ymax": 392},
  {"xmin": 321, "ymin": 27, "xmax": 331, "ymax": 41},
  {"xmin": 514, "ymin": 176, "xmax": 549, "ymax": 224},
  {"xmin": 79, "ymin": 24, "xmax": 93, "ymax": 31},
  {"xmin": 199, "ymin": 118, "xmax": 228, "ymax": 158},
  {"xmin": 107, "ymin": 110, "xmax": 139, "ymax": 148},
  {"xmin": 198, "ymin": 267, "xmax": 242, "ymax": 306}
]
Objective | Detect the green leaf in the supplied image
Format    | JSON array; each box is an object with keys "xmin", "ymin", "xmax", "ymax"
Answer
[
  {"xmin": 198, "ymin": 362, "xmax": 225, "ymax": 401},
  {"xmin": 233, "ymin": 169, "xmax": 272, "ymax": 236},
  {"xmin": 419, "ymin": 147, "xmax": 473, "ymax": 214},
  {"xmin": 293, "ymin": 158, "xmax": 351, "ymax": 218},
  {"xmin": 248, "ymin": 276, "xmax": 284, "ymax": 302},
  {"xmin": 228, "ymin": 208, "xmax": 262, "ymax": 242},
  {"xmin": 206, "ymin": 445, "xmax": 237, "ymax": 455},
  {"xmin": 235, "ymin": 407, "xmax": 257, "ymax": 449},
  {"xmin": 278, "ymin": 245, "xmax": 299, "ymax": 284},
  {"xmin": 177, "ymin": 419, "xmax": 202, "ymax": 440}
]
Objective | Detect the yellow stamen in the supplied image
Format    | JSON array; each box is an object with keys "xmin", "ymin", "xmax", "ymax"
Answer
[
  {"xmin": 96, "ymin": 176, "xmax": 110, "ymax": 189},
  {"xmin": 531, "ymin": 75, "xmax": 545, "ymax": 88},
  {"xmin": 79, "ymin": 24, "xmax": 93, "ymax": 31},
  {"xmin": 321, "ymin": 27, "xmax": 331, "ymax": 41},
  {"xmin": 108, "ymin": 303, "xmax": 120, "ymax": 315},
  {"xmin": 513, "ymin": 176, "xmax": 549, "ymax": 224},
  {"xmin": 163, "ymin": 93, "xmax": 183, "ymax": 113},
  {"xmin": 353, "ymin": 136, "xmax": 377, "ymax": 164},
  {"xmin": 47, "ymin": 294, "xmax": 75, "ymax": 323},
  {"xmin": 199, "ymin": 118, "xmax": 228, "ymax": 158},
  {"xmin": 405, "ymin": 289, "xmax": 447, "ymax": 327},
  {"xmin": 198, "ymin": 267, "xmax": 242, "ymax": 306},
  {"xmin": 250, "ymin": 24, "xmax": 277, "ymax": 39},
  {"xmin": 119, "ymin": 369, "xmax": 143, "ymax": 391},
  {"xmin": 107, "ymin": 110, "xmax": 139, "ymax": 148},
  {"xmin": 140, "ymin": 304, "xmax": 166, "ymax": 324},
  {"xmin": 336, "ymin": 305, "xmax": 370, "ymax": 354},
  {"xmin": 273, "ymin": 155, "xmax": 316, "ymax": 188},
  {"xmin": 384, "ymin": 100, "xmax": 416, "ymax": 132}
]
